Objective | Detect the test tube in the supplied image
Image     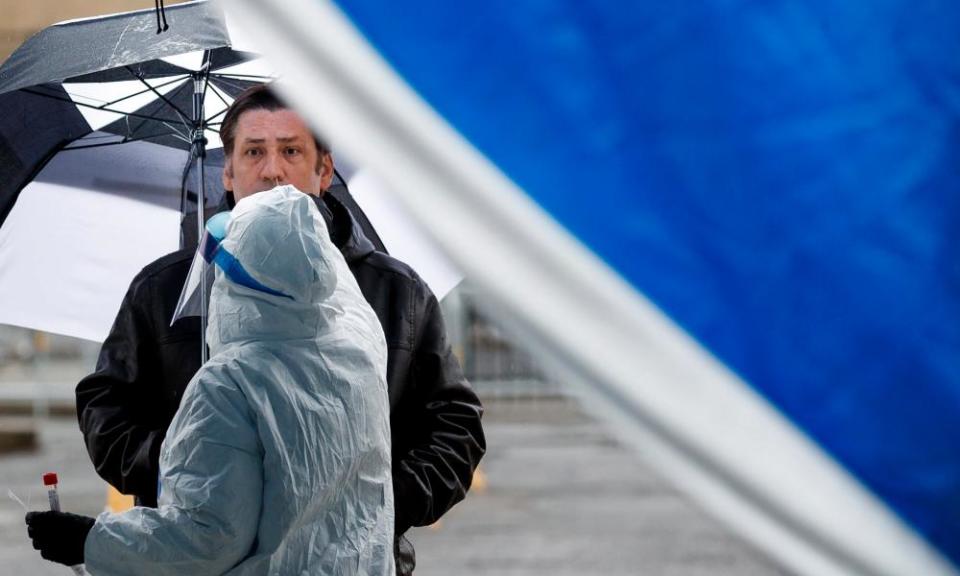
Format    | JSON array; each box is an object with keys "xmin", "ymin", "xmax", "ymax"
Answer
[
  {"xmin": 43, "ymin": 473, "xmax": 60, "ymax": 512},
  {"xmin": 42, "ymin": 472, "xmax": 87, "ymax": 576}
]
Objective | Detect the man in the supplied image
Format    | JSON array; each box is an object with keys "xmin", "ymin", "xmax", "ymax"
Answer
[{"xmin": 75, "ymin": 84, "xmax": 485, "ymax": 575}]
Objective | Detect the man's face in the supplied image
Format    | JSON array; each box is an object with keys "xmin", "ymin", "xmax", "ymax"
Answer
[{"xmin": 222, "ymin": 108, "xmax": 334, "ymax": 201}]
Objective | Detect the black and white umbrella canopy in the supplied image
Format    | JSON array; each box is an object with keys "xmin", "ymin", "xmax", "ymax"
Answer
[{"xmin": 0, "ymin": 0, "xmax": 272, "ymax": 341}]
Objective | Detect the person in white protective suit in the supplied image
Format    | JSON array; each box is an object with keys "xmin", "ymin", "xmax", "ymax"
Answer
[{"xmin": 27, "ymin": 186, "xmax": 395, "ymax": 575}]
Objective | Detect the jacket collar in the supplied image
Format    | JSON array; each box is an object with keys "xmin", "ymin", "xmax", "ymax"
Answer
[{"xmin": 320, "ymin": 187, "xmax": 377, "ymax": 263}]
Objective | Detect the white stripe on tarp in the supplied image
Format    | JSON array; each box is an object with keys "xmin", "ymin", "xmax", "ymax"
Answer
[{"xmin": 223, "ymin": 2, "xmax": 957, "ymax": 575}]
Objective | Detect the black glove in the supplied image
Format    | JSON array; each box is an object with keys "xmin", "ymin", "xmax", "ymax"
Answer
[{"xmin": 25, "ymin": 511, "xmax": 95, "ymax": 566}]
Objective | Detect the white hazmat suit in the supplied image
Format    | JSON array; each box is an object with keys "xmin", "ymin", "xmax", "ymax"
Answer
[{"xmin": 84, "ymin": 187, "xmax": 395, "ymax": 575}]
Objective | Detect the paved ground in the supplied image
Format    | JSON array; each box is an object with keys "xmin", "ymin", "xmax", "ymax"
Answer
[
  {"xmin": 0, "ymin": 396, "xmax": 789, "ymax": 575},
  {"xmin": 410, "ymin": 398, "xmax": 789, "ymax": 576}
]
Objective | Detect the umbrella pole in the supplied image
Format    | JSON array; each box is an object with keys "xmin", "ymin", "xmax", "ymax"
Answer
[{"xmin": 193, "ymin": 67, "xmax": 208, "ymax": 365}]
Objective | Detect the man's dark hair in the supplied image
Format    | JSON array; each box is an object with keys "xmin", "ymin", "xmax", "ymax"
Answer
[{"xmin": 220, "ymin": 84, "xmax": 330, "ymax": 158}]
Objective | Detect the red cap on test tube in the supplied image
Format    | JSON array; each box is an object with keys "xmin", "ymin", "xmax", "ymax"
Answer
[{"xmin": 42, "ymin": 472, "xmax": 58, "ymax": 487}]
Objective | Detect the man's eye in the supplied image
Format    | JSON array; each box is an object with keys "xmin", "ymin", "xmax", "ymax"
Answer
[
  {"xmin": 244, "ymin": 148, "xmax": 262, "ymax": 157},
  {"xmin": 284, "ymin": 148, "xmax": 301, "ymax": 156}
]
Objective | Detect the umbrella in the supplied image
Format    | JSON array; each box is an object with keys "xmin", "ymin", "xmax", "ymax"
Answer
[
  {"xmin": 226, "ymin": 1, "xmax": 960, "ymax": 576},
  {"xmin": 0, "ymin": 0, "xmax": 270, "ymax": 360}
]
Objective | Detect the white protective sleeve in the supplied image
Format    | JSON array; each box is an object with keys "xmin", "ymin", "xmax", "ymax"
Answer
[{"xmin": 84, "ymin": 370, "xmax": 262, "ymax": 576}]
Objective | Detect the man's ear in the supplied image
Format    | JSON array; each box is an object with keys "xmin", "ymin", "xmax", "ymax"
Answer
[
  {"xmin": 318, "ymin": 152, "xmax": 334, "ymax": 193},
  {"xmin": 222, "ymin": 159, "xmax": 234, "ymax": 192}
]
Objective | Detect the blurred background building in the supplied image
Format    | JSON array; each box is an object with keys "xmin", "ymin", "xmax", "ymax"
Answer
[{"xmin": 0, "ymin": 1, "xmax": 189, "ymax": 62}]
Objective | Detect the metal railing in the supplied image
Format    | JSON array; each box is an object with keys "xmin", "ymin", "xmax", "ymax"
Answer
[{"xmin": 444, "ymin": 285, "xmax": 564, "ymax": 400}]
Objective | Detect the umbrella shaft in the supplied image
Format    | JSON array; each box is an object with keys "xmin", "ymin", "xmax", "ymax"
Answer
[{"xmin": 193, "ymin": 74, "xmax": 208, "ymax": 365}]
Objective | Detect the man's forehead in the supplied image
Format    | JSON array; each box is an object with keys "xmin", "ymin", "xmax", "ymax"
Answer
[{"xmin": 235, "ymin": 108, "xmax": 312, "ymax": 138}]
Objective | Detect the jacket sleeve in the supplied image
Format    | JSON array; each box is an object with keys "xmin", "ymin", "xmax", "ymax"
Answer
[
  {"xmin": 393, "ymin": 291, "xmax": 486, "ymax": 534},
  {"xmin": 84, "ymin": 370, "xmax": 262, "ymax": 576},
  {"xmin": 75, "ymin": 275, "xmax": 165, "ymax": 501}
]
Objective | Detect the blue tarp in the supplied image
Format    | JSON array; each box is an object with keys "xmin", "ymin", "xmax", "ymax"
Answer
[{"xmin": 336, "ymin": 1, "xmax": 960, "ymax": 565}]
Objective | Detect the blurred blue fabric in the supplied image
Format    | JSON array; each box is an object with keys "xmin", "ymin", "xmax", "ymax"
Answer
[{"xmin": 336, "ymin": 1, "xmax": 960, "ymax": 564}]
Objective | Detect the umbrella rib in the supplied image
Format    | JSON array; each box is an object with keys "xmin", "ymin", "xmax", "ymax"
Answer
[
  {"xmin": 211, "ymin": 73, "xmax": 275, "ymax": 80},
  {"xmin": 23, "ymin": 88, "xmax": 192, "ymax": 125},
  {"xmin": 113, "ymin": 103, "xmax": 191, "ymax": 144},
  {"xmin": 114, "ymin": 80, "xmax": 195, "ymax": 143},
  {"xmin": 96, "ymin": 76, "xmax": 190, "ymax": 142},
  {"xmin": 206, "ymin": 81, "xmax": 233, "ymax": 109},
  {"xmin": 211, "ymin": 76, "xmax": 274, "ymax": 93},
  {"xmin": 160, "ymin": 122, "xmax": 192, "ymax": 143},
  {"xmin": 97, "ymin": 75, "xmax": 187, "ymax": 109},
  {"xmin": 126, "ymin": 66, "xmax": 192, "ymax": 128},
  {"xmin": 205, "ymin": 108, "xmax": 228, "ymax": 124},
  {"xmin": 200, "ymin": 82, "xmax": 233, "ymax": 131},
  {"xmin": 61, "ymin": 133, "xmax": 184, "ymax": 151}
]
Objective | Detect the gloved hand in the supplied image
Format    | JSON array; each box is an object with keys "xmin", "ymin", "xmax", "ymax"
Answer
[{"xmin": 25, "ymin": 511, "xmax": 95, "ymax": 566}]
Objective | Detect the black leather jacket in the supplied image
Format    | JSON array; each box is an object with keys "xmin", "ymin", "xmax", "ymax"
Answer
[{"xmin": 76, "ymin": 191, "xmax": 486, "ymax": 575}]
